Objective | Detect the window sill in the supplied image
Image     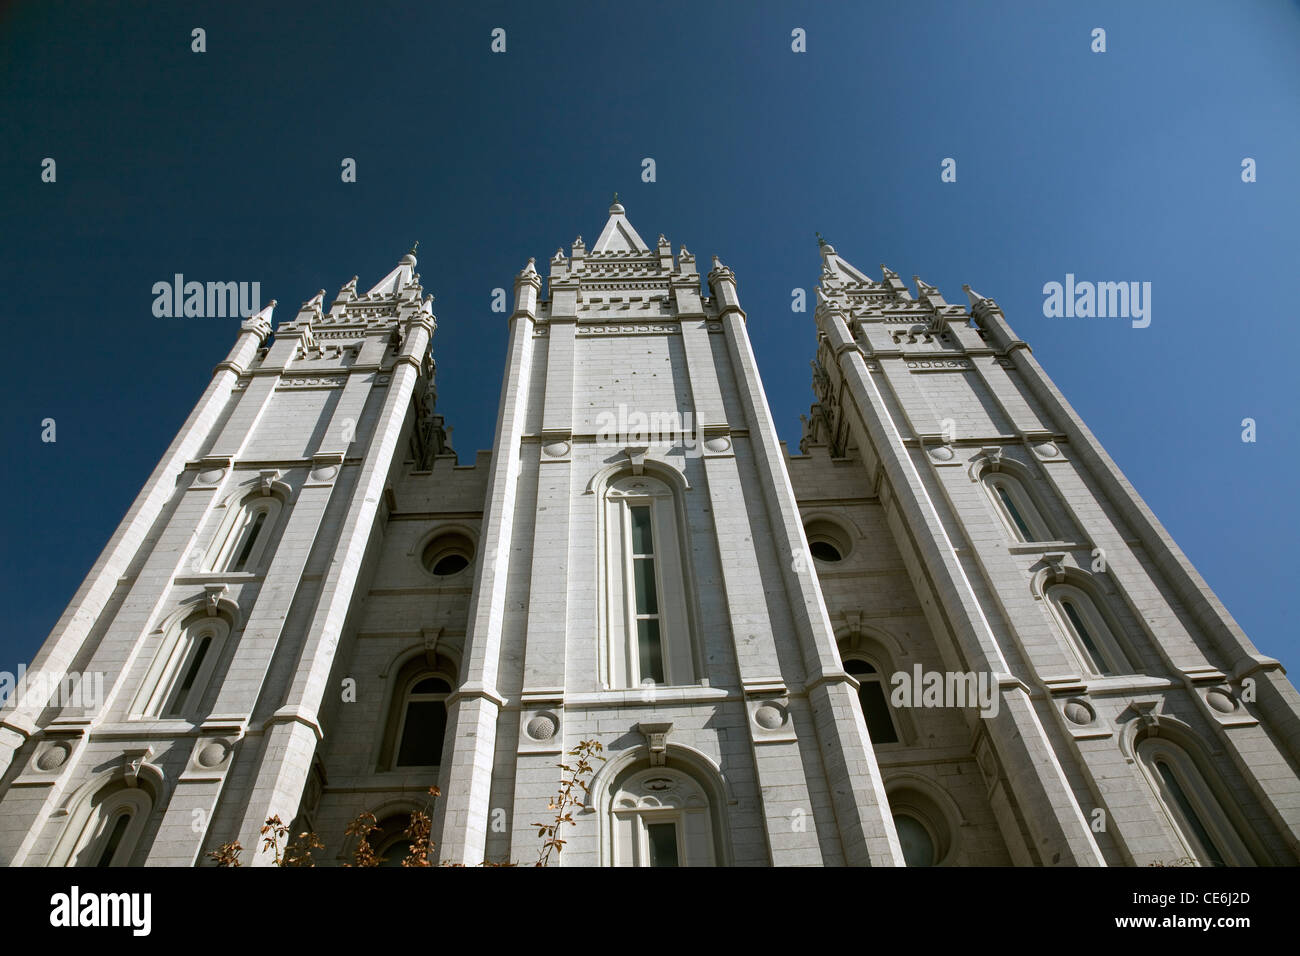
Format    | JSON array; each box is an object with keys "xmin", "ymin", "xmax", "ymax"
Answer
[
  {"xmin": 1005, "ymin": 541, "xmax": 1089, "ymax": 554},
  {"xmin": 570, "ymin": 685, "xmax": 735, "ymax": 708},
  {"xmin": 174, "ymin": 571, "xmax": 263, "ymax": 585}
]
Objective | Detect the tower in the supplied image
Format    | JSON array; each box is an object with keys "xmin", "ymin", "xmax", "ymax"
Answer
[
  {"xmin": 0, "ymin": 252, "xmax": 444, "ymax": 865},
  {"xmin": 796, "ymin": 239, "xmax": 1300, "ymax": 865},
  {"xmin": 433, "ymin": 199, "xmax": 901, "ymax": 866}
]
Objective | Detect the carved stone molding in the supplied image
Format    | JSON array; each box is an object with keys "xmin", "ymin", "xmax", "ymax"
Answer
[
  {"xmin": 258, "ymin": 469, "xmax": 281, "ymax": 496},
  {"xmin": 203, "ymin": 583, "xmax": 228, "ymax": 617},
  {"xmin": 122, "ymin": 747, "xmax": 156, "ymax": 788},
  {"xmin": 636, "ymin": 721, "xmax": 674, "ymax": 767}
]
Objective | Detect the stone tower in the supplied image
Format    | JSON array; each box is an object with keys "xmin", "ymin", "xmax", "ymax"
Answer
[
  {"xmin": 794, "ymin": 240, "xmax": 1300, "ymax": 865},
  {"xmin": 0, "ymin": 252, "xmax": 447, "ymax": 865},
  {"xmin": 2, "ymin": 206, "xmax": 1298, "ymax": 868},
  {"xmin": 431, "ymin": 199, "xmax": 901, "ymax": 866}
]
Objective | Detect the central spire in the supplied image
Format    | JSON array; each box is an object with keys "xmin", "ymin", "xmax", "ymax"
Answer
[{"xmin": 591, "ymin": 195, "xmax": 649, "ymax": 254}]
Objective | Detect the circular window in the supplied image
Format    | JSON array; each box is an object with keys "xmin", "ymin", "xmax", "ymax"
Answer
[
  {"xmin": 810, "ymin": 540, "xmax": 842, "ymax": 562},
  {"xmin": 894, "ymin": 813, "xmax": 936, "ymax": 867},
  {"xmin": 888, "ymin": 787, "xmax": 952, "ymax": 866},
  {"xmin": 431, "ymin": 553, "xmax": 468, "ymax": 575},
  {"xmin": 421, "ymin": 532, "xmax": 475, "ymax": 576},
  {"xmin": 804, "ymin": 518, "xmax": 852, "ymax": 562}
]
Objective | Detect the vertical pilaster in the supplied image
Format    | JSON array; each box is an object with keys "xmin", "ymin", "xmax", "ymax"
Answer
[
  {"xmin": 510, "ymin": 316, "xmax": 574, "ymax": 861},
  {"xmin": 439, "ymin": 260, "xmax": 540, "ymax": 865},
  {"xmin": 712, "ymin": 264, "xmax": 901, "ymax": 866}
]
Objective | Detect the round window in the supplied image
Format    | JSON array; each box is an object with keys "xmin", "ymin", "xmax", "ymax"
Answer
[
  {"xmin": 421, "ymin": 532, "xmax": 475, "ymax": 576},
  {"xmin": 810, "ymin": 540, "xmax": 842, "ymax": 562},
  {"xmin": 804, "ymin": 518, "xmax": 852, "ymax": 562},
  {"xmin": 894, "ymin": 813, "xmax": 936, "ymax": 867}
]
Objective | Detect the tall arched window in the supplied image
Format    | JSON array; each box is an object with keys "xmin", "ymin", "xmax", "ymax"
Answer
[
  {"xmin": 604, "ymin": 474, "xmax": 695, "ymax": 688},
  {"xmin": 207, "ymin": 493, "xmax": 283, "ymax": 572},
  {"xmin": 392, "ymin": 675, "xmax": 450, "ymax": 769},
  {"xmin": 48, "ymin": 780, "xmax": 155, "ymax": 867},
  {"xmin": 1136, "ymin": 737, "xmax": 1255, "ymax": 866},
  {"xmin": 131, "ymin": 614, "xmax": 231, "ymax": 719},
  {"xmin": 610, "ymin": 767, "xmax": 715, "ymax": 867},
  {"xmin": 1045, "ymin": 583, "xmax": 1131, "ymax": 677},
  {"xmin": 984, "ymin": 472, "xmax": 1053, "ymax": 542},
  {"xmin": 844, "ymin": 658, "xmax": 900, "ymax": 745}
]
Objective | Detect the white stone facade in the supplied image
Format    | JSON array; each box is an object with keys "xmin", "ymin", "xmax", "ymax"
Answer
[{"xmin": 2, "ymin": 205, "xmax": 1297, "ymax": 867}]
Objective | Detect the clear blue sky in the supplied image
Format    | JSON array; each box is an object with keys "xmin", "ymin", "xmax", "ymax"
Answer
[{"xmin": 2, "ymin": 1, "xmax": 1297, "ymax": 676}]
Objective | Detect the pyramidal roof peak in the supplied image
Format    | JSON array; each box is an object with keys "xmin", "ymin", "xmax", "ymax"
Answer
[{"xmin": 591, "ymin": 192, "xmax": 650, "ymax": 254}]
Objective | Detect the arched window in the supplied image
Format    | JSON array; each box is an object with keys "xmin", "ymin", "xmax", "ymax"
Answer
[
  {"xmin": 604, "ymin": 475, "xmax": 695, "ymax": 688},
  {"xmin": 1045, "ymin": 583, "xmax": 1131, "ymax": 677},
  {"xmin": 373, "ymin": 817, "xmax": 416, "ymax": 867},
  {"xmin": 610, "ymin": 767, "xmax": 715, "ymax": 867},
  {"xmin": 1136, "ymin": 737, "xmax": 1255, "ymax": 867},
  {"xmin": 984, "ymin": 472, "xmax": 1053, "ymax": 542},
  {"xmin": 131, "ymin": 614, "xmax": 231, "ymax": 719},
  {"xmin": 49, "ymin": 780, "xmax": 155, "ymax": 867},
  {"xmin": 207, "ymin": 493, "xmax": 283, "ymax": 572},
  {"xmin": 844, "ymin": 658, "xmax": 900, "ymax": 745},
  {"xmin": 393, "ymin": 675, "xmax": 450, "ymax": 769}
]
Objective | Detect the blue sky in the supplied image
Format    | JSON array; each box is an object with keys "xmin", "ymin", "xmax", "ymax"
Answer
[{"xmin": 2, "ymin": 0, "xmax": 1297, "ymax": 675}]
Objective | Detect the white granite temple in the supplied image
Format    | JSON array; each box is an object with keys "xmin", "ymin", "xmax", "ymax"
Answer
[{"xmin": 3, "ymin": 200, "xmax": 1297, "ymax": 867}]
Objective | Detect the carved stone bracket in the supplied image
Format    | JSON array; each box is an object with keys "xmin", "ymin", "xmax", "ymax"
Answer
[
  {"xmin": 622, "ymin": 446, "xmax": 648, "ymax": 476},
  {"xmin": 1120, "ymin": 699, "xmax": 1162, "ymax": 736},
  {"xmin": 258, "ymin": 469, "xmax": 281, "ymax": 496},
  {"xmin": 204, "ymin": 583, "xmax": 228, "ymax": 617},
  {"xmin": 122, "ymin": 747, "xmax": 155, "ymax": 788},
  {"xmin": 636, "ymin": 721, "xmax": 674, "ymax": 767}
]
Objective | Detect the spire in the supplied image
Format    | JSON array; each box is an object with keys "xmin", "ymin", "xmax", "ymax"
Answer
[
  {"xmin": 298, "ymin": 289, "xmax": 325, "ymax": 319},
  {"xmin": 591, "ymin": 195, "xmax": 650, "ymax": 254},
  {"xmin": 241, "ymin": 298, "xmax": 276, "ymax": 340},
  {"xmin": 963, "ymin": 284, "xmax": 1000, "ymax": 313},
  {"xmin": 365, "ymin": 249, "xmax": 419, "ymax": 298},
  {"xmin": 814, "ymin": 239, "xmax": 874, "ymax": 286}
]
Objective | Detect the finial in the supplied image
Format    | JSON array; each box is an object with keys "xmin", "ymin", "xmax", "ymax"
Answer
[
  {"xmin": 817, "ymin": 232, "xmax": 826, "ymax": 247},
  {"xmin": 409, "ymin": 240, "xmax": 419, "ymax": 256},
  {"xmin": 612, "ymin": 191, "xmax": 619, "ymax": 204}
]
